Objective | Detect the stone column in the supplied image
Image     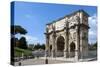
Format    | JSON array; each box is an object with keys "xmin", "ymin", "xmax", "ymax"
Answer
[
  {"xmin": 64, "ymin": 44, "xmax": 67, "ymax": 58},
  {"xmin": 51, "ymin": 25, "xmax": 56, "ymax": 58},
  {"xmin": 80, "ymin": 32, "xmax": 83, "ymax": 59},
  {"xmin": 79, "ymin": 13, "xmax": 83, "ymax": 59},
  {"xmin": 75, "ymin": 41, "xmax": 79, "ymax": 61},
  {"xmin": 45, "ymin": 33, "xmax": 50, "ymax": 57},
  {"xmin": 64, "ymin": 19, "xmax": 69, "ymax": 58},
  {"xmin": 64, "ymin": 34, "xmax": 68, "ymax": 58},
  {"xmin": 68, "ymin": 43, "xmax": 70, "ymax": 58},
  {"xmin": 55, "ymin": 41, "xmax": 57, "ymax": 57},
  {"xmin": 51, "ymin": 48, "xmax": 55, "ymax": 58},
  {"xmin": 51, "ymin": 35, "xmax": 55, "ymax": 58},
  {"xmin": 75, "ymin": 26, "xmax": 79, "ymax": 61}
]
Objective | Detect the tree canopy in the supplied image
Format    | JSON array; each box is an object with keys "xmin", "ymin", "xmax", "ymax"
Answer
[
  {"xmin": 88, "ymin": 42, "xmax": 97, "ymax": 50},
  {"xmin": 34, "ymin": 43, "xmax": 45, "ymax": 50},
  {"xmin": 18, "ymin": 37, "xmax": 28, "ymax": 49},
  {"xmin": 11, "ymin": 25, "xmax": 27, "ymax": 35}
]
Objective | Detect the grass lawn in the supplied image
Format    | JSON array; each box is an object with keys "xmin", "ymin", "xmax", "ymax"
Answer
[{"xmin": 14, "ymin": 47, "xmax": 32, "ymax": 57}]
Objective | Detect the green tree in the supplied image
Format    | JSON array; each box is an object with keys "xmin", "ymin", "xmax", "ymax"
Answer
[
  {"xmin": 88, "ymin": 42, "xmax": 97, "ymax": 50},
  {"xmin": 34, "ymin": 43, "xmax": 41, "ymax": 50},
  {"xmin": 18, "ymin": 37, "xmax": 28, "ymax": 49},
  {"xmin": 41, "ymin": 44, "xmax": 45, "ymax": 50},
  {"xmin": 11, "ymin": 25, "xmax": 28, "ymax": 47},
  {"xmin": 11, "ymin": 25, "xmax": 27, "ymax": 63},
  {"xmin": 14, "ymin": 38, "xmax": 19, "ymax": 47},
  {"xmin": 28, "ymin": 44, "xmax": 35, "ymax": 50},
  {"xmin": 93, "ymin": 42, "xmax": 97, "ymax": 50},
  {"xmin": 33, "ymin": 43, "xmax": 45, "ymax": 50},
  {"xmin": 11, "ymin": 25, "xmax": 27, "ymax": 35}
]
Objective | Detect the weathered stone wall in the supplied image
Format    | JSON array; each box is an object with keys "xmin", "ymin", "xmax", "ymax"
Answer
[{"xmin": 45, "ymin": 10, "xmax": 89, "ymax": 60}]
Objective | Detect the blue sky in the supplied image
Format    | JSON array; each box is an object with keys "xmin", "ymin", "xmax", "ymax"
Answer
[{"xmin": 13, "ymin": 1, "xmax": 97, "ymax": 45}]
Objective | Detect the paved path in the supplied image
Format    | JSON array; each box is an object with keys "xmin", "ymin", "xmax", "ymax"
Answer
[
  {"xmin": 15, "ymin": 52, "xmax": 97, "ymax": 66},
  {"xmin": 15, "ymin": 58, "xmax": 71, "ymax": 66}
]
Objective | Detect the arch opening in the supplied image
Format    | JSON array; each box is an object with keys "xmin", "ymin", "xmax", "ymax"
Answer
[
  {"xmin": 70, "ymin": 42, "xmax": 75, "ymax": 57},
  {"xmin": 56, "ymin": 36, "xmax": 65, "ymax": 57}
]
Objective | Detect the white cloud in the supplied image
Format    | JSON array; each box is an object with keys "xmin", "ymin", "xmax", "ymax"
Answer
[
  {"xmin": 25, "ymin": 14, "xmax": 32, "ymax": 19},
  {"xmin": 88, "ymin": 14, "xmax": 97, "ymax": 44},
  {"xmin": 15, "ymin": 34, "xmax": 40, "ymax": 44},
  {"xmin": 89, "ymin": 14, "xmax": 97, "ymax": 26},
  {"xmin": 21, "ymin": 35, "xmax": 39, "ymax": 44},
  {"xmin": 89, "ymin": 30, "xmax": 95, "ymax": 36}
]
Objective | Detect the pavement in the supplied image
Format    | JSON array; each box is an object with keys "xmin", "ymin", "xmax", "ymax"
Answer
[
  {"xmin": 14, "ymin": 57, "xmax": 97, "ymax": 66},
  {"xmin": 14, "ymin": 50, "xmax": 97, "ymax": 66},
  {"xmin": 14, "ymin": 58, "xmax": 69, "ymax": 66}
]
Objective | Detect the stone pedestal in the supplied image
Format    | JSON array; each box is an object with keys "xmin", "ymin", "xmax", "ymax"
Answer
[
  {"xmin": 64, "ymin": 50, "xmax": 68, "ymax": 58},
  {"xmin": 75, "ymin": 50, "xmax": 79, "ymax": 61},
  {"xmin": 51, "ymin": 50, "xmax": 55, "ymax": 58}
]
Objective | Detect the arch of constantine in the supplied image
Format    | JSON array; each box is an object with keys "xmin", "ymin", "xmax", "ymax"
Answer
[{"xmin": 45, "ymin": 10, "xmax": 89, "ymax": 60}]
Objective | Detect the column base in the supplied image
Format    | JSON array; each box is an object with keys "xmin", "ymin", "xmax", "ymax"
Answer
[
  {"xmin": 45, "ymin": 50, "xmax": 51, "ymax": 57},
  {"xmin": 51, "ymin": 50, "xmax": 55, "ymax": 58},
  {"xmin": 75, "ymin": 50, "xmax": 79, "ymax": 61},
  {"xmin": 64, "ymin": 50, "xmax": 68, "ymax": 58}
]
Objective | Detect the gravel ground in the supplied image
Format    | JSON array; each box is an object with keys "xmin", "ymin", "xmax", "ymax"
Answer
[{"xmin": 14, "ymin": 58, "xmax": 71, "ymax": 66}]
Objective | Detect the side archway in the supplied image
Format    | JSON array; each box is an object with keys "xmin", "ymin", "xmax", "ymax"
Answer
[
  {"xmin": 70, "ymin": 42, "xmax": 75, "ymax": 57},
  {"xmin": 56, "ymin": 36, "xmax": 65, "ymax": 57}
]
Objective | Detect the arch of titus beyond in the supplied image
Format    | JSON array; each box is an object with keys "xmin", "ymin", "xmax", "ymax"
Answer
[{"xmin": 45, "ymin": 10, "xmax": 90, "ymax": 60}]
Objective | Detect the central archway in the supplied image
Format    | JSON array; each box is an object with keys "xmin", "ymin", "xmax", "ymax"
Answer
[{"xmin": 56, "ymin": 36, "xmax": 65, "ymax": 57}]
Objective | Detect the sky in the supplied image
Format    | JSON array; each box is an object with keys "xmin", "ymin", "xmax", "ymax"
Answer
[{"xmin": 12, "ymin": 1, "xmax": 97, "ymax": 45}]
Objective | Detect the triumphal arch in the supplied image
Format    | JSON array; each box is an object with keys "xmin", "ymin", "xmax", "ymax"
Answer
[{"xmin": 45, "ymin": 10, "xmax": 89, "ymax": 60}]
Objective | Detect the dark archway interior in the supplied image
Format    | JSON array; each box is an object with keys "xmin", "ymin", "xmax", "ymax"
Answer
[
  {"xmin": 57, "ymin": 36, "xmax": 65, "ymax": 51},
  {"xmin": 70, "ymin": 42, "xmax": 75, "ymax": 57},
  {"xmin": 50, "ymin": 45, "xmax": 52, "ymax": 51},
  {"xmin": 70, "ymin": 42, "xmax": 75, "ymax": 51}
]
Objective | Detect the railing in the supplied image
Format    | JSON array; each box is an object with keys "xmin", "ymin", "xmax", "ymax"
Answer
[
  {"xmin": 70, "ymin": 51, "xmax": 75, "ymax": 57},
  {"xmin": 56, "ymin": 51, "xmax": 64, "ymax": 57},
  {"xmin": 49, "ymin": 51, "xmax": 75, "ymax": 57},
  {"xmin": 32, "ymin": 50, "xmax": 97, "ymax": 58}
]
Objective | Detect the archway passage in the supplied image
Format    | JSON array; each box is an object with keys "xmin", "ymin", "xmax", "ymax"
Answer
[
  {"xmin": 50, "ymin": 45, "xmax": 52, "ymax": 51},
  {"xmin": 50, "ymin": 45, "xmax": 52, "ymax": 56},
  {"xmin": 57, "ymin": 36, "xmax": 65, "ymax": 57},
  {"xmin": 70, "ymin": 42, "xmax": 75, "ymax": 57}
]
